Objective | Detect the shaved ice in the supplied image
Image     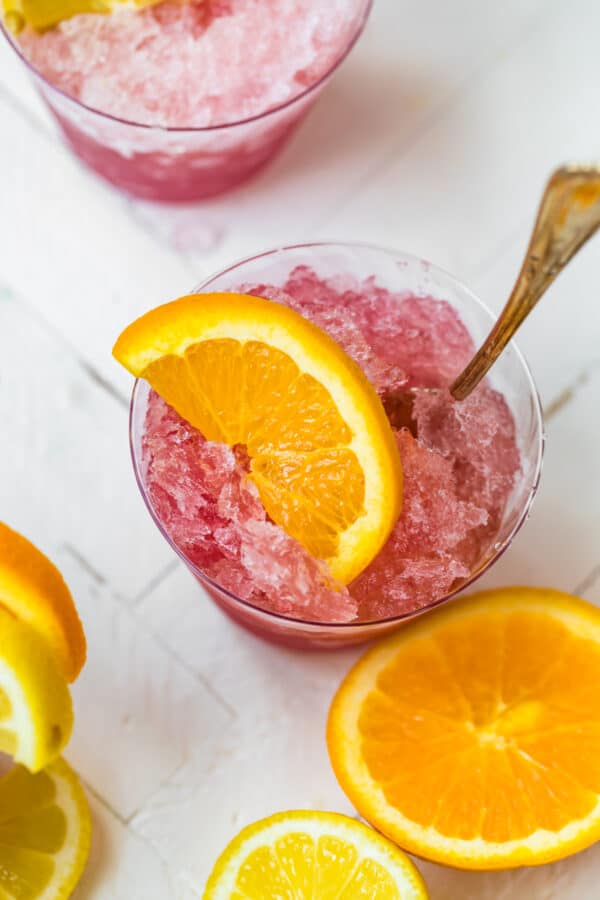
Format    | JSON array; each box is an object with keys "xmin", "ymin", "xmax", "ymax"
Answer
[{"xmin": 142, "ymin": 268, "xmax": 521, "ymax": 623}]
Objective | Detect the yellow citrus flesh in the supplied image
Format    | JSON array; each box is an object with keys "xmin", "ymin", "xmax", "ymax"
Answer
[
  {"xmin": 2, "ymin": 0, "xmax": 162, "ymax": 35},
  {"xmin": 0, "ymin": 757, "xmax": 91, "ymax": 899},
  {"xmin": 203, "ymin": 810, "xmax": 428, "ymax": 899},
  {"xmin": 0, "ymin": 522, "xmax": 86, "ymax": 683},
  {"xmin": 0, "ymin": 609, "xmax": 72, "ymax": 773},
  {"xmin": 113, "ymin": 293, "xmax": 403, "ymax": 585},
  {"xmin": 328, "ymin": 587, "xmax": 600, "ymax": 870}
]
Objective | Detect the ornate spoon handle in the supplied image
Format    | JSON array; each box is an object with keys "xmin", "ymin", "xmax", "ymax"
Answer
[{"xmin": 451, "ymin": 164, "xmax": 600, "ymax": 400}]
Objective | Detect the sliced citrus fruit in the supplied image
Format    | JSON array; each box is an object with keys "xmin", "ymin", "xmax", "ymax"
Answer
[
  {"xmin": 0, "ymin": 757, "xmax": 91, "ymax": 899},
  {"xmin": 0, "ymin": 609, "xmax": 72, "ymax": 772},
  {"xmin": 2, "ymin": 0, "xmax": 162, "ymax": 36},
  {"xmin": 113, "ymin": 293, "xmax": 403, "ymax": 585},
  {"xmin": 328, "ymin": 587, "xmax": 600, "ymax": 870},
  {"xmin": 203, "ymin": 809, "xmax": 428, "ymax": 899},
  {"xmin": 0, "ymin": 522, "xmax": 86, "ymax": 682}
]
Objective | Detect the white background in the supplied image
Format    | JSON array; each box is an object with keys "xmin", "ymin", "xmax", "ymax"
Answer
[{"xmin": 1, "ymin": 0, "xmax": 600, "ymax": 896}]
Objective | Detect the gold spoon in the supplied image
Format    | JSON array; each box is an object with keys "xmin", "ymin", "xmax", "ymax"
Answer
[{"xmin": 383, "ymin": 164, "xmax": 600, "ymax": 432}]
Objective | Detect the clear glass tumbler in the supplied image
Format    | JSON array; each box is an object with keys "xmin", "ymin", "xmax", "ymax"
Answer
[
  {"xmin": 1, "ymin": 1, "xmax": 372, "ymax": 202},
  {"xmin": 130, "ymin": 243, "xmax": 544, "ymax": 649}
]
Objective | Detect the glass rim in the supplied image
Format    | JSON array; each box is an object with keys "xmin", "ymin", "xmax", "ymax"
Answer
[
  {"xmin": 0, "ymin": 0, "xmax": 373, "ymax": 133},
  {"xmin": 129, "ymin": 240, "xmax": 545, "ymax": 632}
]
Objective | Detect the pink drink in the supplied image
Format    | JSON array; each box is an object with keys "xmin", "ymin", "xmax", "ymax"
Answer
[
  {"xmin": 7, "ymin": 0, "xmax": 371, "ymax": 201},
  {"xmin": 133, "ymin": 245, "xmax": 541, "ymax": 646}
]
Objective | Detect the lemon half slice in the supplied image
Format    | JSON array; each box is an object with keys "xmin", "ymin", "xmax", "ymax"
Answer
[
  {"xmin": 3, "ymin": 0, "xmax": 162, "ymax": 35},
  {"xmin": 0, "ymin": 609, "xmax": 72, "ymax": 772},
  {"xmin": 203, "ymin": 810, "xmax": 428, "ymax": 899},
  {"xmin": 0, "ymin": 757, "xmax": 91, "ymax": 899}
]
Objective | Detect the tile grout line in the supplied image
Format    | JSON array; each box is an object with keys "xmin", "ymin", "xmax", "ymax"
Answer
[
  {"xmin": 1, "ymin": 279, "xmax": 129, "ymax": 409},
  {"xmin": 574, "ymin": 563, "xmax": 600, "ymax": 598},
  {"xmin": 544, "ymin": 361, "xmax": 599, "ymax": 423},
  {"xmin": 63, "ymin": 543, "xmax": 107, "ymax": 586},
  {"xmin": 80, "ymin": 771, "xmax": 183, "ymax": 895},
  {"xmin": 61, "ymin": 544, "xmax": 238, "ymax": 719},
  {"xmin": 125, "ymin": 758, "xmax": 206, "ymax": 898},
  {"xmin": 129, "ymin": 610, "xmax": 239, "ymax": 720},
  {"xmin": 79, "ymin": 774, "xmax": 130, "ymax": 827},
  {"xmin": 124, "ymin": 758, "xmax": 187, "ymax": 827},
  {"xmin": 132, "ymin": 559, "xmax": 181, "ymax": 607},
  {"xmin": 77, "ymin": 358, "xmax": 129, "ymax": 410}
]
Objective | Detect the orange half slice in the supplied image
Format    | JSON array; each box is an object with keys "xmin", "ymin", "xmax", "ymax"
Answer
[
  {"xmin": 113, "ymin": 292, "xmax": 402, "ymax": 585},
  {"xmin": 328, "ymin": 587, "xmax": 600, "ymax": 869}
]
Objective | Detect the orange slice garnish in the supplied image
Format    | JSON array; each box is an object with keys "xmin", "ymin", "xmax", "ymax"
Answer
[{"xmin": 113, "ymin": 292, "xmax": 402, "ymax": 585}]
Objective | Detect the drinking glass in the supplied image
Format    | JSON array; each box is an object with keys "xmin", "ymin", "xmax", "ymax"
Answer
[
  {"xmin": 1, "ymin": 1, "xmax": 372, "ymax": 202},
  {"xmin": 130, "ymin": 243, "xmax": 544, "ymax": 648}
]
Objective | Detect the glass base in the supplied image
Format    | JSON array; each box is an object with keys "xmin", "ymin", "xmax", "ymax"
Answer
[{"xmin": 45, "ymin": 98, "xmax": 308, "ymax": 202}]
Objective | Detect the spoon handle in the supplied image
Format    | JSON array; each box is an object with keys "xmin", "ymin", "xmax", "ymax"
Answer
[{"xmin": 450, "ymin": 164, "xmax": 600, "ymax": 400}]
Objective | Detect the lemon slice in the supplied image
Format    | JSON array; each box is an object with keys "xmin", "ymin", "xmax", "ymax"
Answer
[
  {"xmin": 113, "ymin": 293, "xmax": 402, "ymax": 585},
  {"xmin": 0, "ymin": 522, "xmax": 86, "ymax": 683},
  {"xmin": 2, "ymin": 0, "xmax": 161, "ymax": 35},
  {"xmin": 0, "ymin": 609, "xmax": 72, "ymax": 773},
  {"xmin": 203, "ymin": 810, "xmax": 428, "ymax": 899},
  {"xmin": 328, "ymin": 587, "xmax": 600, "ymax": 870},
  {"xmin": 0, "ymin": 757, "xmax": 91, "ymax": 899}
]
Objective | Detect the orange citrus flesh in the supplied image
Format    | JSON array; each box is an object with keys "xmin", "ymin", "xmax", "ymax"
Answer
[
  {"xmin": 113, "ymin": 293, "xmax": 403, "ymax": 585},
  {"xmin": 203, "ymin": 810, "xmax": 428, "ymax": 899},
  {"xmin": 0, "ymin": 522, "xmax": 86, "ymax": 683},
  {"xmin": 328, "ymin": 587, "xmax": 600, "ymax": 870}
]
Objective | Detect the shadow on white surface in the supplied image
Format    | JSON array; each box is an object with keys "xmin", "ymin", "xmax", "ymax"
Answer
[
  {"xmin": 125, "ymin": 56, "xmax": 436, "ymax": 265},
  {"xmin": 71, "ymin": 795, "xmax": 108, "ymax": 900},
  {"xmin": 421, "ymin": 841, "xmax": 600, "ymax": 899}
]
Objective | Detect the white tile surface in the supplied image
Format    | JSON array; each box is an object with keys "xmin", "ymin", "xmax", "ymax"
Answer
[
  {"xmin": 321, "ymin": 0, "xmax": 600, "ymax": 280},
  {"xmin": 475, "ymin": 364, "xmax": 600, "ymax": 596},
  {"xmin": 0, "ymin": 0, "xmax": 600, "ymax": 896},
  {"xmin": 71, "ymin": 792, "xmax": 181, "ymax": 900},
  {"xmin": 0, "ymin": 288, "xmax": 173, "ymax": 597},
  {"xmin": 57, "ymin": 552, "xmax": 231, "ymax": 821}
]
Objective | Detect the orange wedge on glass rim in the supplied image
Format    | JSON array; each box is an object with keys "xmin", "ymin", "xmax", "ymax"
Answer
[
  {"xmin": 328, "ymin": 587, "xmax": 600, "ymax": 870},
  {"xmin": 0, "ymin": 522, "xmax": 86, "ymax": 683},
  {"xmin": 113, "ymin": 292, "xmax": 403, "ymax": 585}
]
